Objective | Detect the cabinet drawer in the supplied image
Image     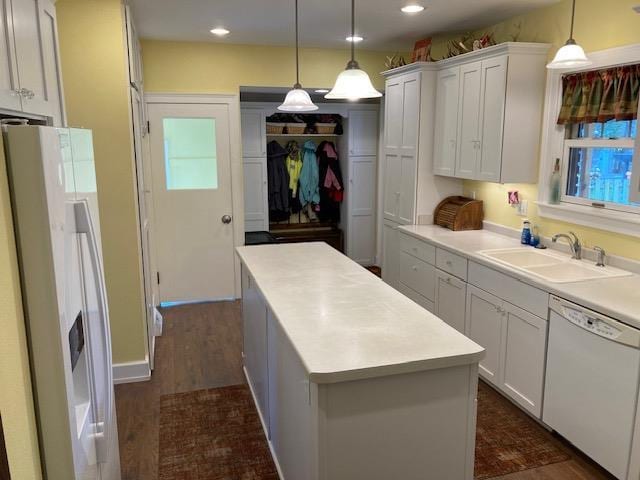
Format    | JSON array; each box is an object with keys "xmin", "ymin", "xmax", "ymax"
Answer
[
  {"xmin": 436, "ymin": 248, "xmax": 468, "ymax": 280},
  {"xmin": 468, "ymin": 261, "xmax": 548, "ymax": 319},
  {"xmin": 397, "ymin": 282, "xmax": 435, "ymax": 313},
  {"xmin": 399, "ymin": 233, "xmax": 436, "ymax": 265},
  {"xmin": 399, "ymin": 251, "xmax": 436, "ymax": 302}
]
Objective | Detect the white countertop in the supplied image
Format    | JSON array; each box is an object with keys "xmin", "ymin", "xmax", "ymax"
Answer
[
  {"xmin": 399, "ymin": 225, "xmax": 640, "ymax": 329},
  {"xmin": 236, "ymin": 242, "xmax": 485, "ymax": 384}
]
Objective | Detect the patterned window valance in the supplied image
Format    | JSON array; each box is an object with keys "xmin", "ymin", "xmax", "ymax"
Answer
[{"xmin": 557, "ymin": 64, "xmax": 640, "ymax": 125}]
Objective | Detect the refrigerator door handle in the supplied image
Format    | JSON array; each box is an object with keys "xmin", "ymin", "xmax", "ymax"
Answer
[{"xmin": 74, "ymin": 200, "xmax": 113, "ymax": 464}]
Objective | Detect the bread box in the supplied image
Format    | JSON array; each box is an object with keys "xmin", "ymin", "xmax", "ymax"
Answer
[{"xmin": 434, "ymin": 196, "xmax": 484, "ymax": 231}]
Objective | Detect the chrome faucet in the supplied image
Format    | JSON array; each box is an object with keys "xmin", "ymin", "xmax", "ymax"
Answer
[{"xmin": 552, "ymin": 231, "xmax": 582, "ymax": 260}]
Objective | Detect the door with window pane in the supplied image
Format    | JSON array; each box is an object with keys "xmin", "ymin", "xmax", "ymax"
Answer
[{"xmin": 148, "ymin": 103, "xmax": 235, "ymax": 303}]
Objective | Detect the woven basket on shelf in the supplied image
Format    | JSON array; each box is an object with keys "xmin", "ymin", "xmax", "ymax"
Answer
[
  {"xmin": 286, "ymin": 123, "xmax": 306, "ymax": 135},
  {"xmin": 315, "ymin": 123, "xmax": 336, "ymax": 134},
  {"xmin": 266, "ymin": 122, "xmax": 286, "ymax": 135}
]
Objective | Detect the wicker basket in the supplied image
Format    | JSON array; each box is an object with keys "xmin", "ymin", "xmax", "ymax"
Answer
[
  {"xmin": 266, "ymin": 122, "xmax": 286, "ymax": 135},
  {"xmin": 315, "ymin": 123, "xmax": 336, "ymax": 134},
  {"xmin": 286, "ymin": 123, "xmax": 306, "ymax": 135}
]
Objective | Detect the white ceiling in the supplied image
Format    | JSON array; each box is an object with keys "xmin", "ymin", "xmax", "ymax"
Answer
[{"xmin": 130, "ymin": 0, "xmax": 560, "ymax": 51}]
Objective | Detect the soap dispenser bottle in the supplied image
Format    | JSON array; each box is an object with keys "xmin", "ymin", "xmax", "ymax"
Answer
[{"xmin": 521, "ymin": 219, "xmax": 532, "ymax": 245}]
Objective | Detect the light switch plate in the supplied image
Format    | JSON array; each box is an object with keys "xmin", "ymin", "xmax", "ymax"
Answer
[{"xmin": 515, "ymin": 199, "xmax": 529, "ymax": 216}]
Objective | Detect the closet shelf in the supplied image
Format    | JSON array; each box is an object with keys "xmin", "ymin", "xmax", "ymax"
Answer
[{"xmin": 267, "ymin": 134, "xmax": 341, "ymax": 138}]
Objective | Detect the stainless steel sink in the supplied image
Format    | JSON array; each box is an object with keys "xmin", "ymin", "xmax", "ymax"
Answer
[{"xmin": 478, "ymin": 247, "xmax": 633, "ymax": 283}]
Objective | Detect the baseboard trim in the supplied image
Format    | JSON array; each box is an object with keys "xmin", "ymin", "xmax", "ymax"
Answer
[{"xmin": 113, "ymin": 357, "xmax": 151, "ymax": 384}]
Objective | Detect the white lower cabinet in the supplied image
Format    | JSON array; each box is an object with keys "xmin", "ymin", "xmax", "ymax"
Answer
[
  {"xmin": 465, "ymin": 283, "xmax": 547, "ymax": 417},
  {"xmin": 466, "ymin": 285, "xmax": 503, "ymax": 385},
  {"xmin": 435, "ymin": 269, "xmax": 466, "ymax": 333}
]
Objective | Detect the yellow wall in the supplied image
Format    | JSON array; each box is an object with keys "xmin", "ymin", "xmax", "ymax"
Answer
[
  {"xmin": 435, "ymin": 0, "xmax": 640, "ymax": 260},
  {"xmin": 141, "ymin": 40, "xmax": 396, "ymax": 93},
  {"xmin": 57, "ymin": 0, "xmax": 148, "ymax": 363},
  {"xmin": 0, "ymin": 139, "xmax": 42, "ymax": 480}
]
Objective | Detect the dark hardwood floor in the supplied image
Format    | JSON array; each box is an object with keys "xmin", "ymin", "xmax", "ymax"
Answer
[{"xmin": 115, "ymin": 301, "xmax": 614, "ymax": 480}]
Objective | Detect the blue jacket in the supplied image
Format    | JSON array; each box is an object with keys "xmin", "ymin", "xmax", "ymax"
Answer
[{"xmin": 299, "ymin": 141, "xmax": 319, "ymax": 205}]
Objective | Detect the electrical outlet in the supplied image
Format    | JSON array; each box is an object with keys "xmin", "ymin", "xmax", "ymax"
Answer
[
  {"xmin": 515, "ymin": 199, "xmax": 529, "ymax": 216},
  {"xmin": 469, "ymin": 191, "xmax": 476, "ymax": 200}
]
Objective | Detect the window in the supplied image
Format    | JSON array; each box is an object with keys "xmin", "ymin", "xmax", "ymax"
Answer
[
  {"xmin": 163, "ymin": 118, "xmax": 218, "ymax": 190},
  {"xmin": 562, "ymin": 119, "xmax": 638, "ymax": 213}
]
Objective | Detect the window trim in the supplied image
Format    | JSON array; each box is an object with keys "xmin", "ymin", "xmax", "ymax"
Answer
[{"xmin": 537, "ymin": 43, "xmax": 640, "ymax": 237}]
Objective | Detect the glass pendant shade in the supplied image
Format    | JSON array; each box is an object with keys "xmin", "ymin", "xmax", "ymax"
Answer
[
  {"xmin": 546, "ymin": 0, "xmax": 591, "ymax": 70},
  {"xmin": 278, "ymin": 86, "xmax": 318, "ymax": 111},
  {"xmin": 546, "ymin": 40, "xmax": 592, "ymax": 69},
  {"xmin": 325, "ymin": 64, "xmax": 382, "ymax": 100}
]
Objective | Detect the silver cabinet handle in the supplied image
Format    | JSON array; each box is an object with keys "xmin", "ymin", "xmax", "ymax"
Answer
[
  {"xmin": 411, "ymin": 265, "xmax": 418, "ymax": 271},
  {"xmin": 19, "ymin": 88, "xmax": 35, "ymax": 99},
  {"xmin": 221, "ymin": 214, "xmax": 232, "ymax": 224},
  {"xmin": 445, "ymin": 260, "xmax": 453, "ymax": 266}
]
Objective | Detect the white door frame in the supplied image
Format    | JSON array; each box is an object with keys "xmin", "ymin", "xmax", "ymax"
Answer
[{"xmin": 145, "ymin": 93, "xmax": 244, "ymax": 299}]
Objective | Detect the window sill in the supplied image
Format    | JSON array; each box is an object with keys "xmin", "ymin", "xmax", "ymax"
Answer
[{"xmin": 536, "ymin": 201, "xmax": 640, "ymax": 238}]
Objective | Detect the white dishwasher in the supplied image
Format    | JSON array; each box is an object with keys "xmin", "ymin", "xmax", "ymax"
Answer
[{"xmin": 544, "ymin": 295, "xmax": 640, "ymax": 480}]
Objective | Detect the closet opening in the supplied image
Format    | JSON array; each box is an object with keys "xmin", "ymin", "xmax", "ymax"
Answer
[{"xmin": 240, "ymin": 86, "xmax": 381, "ymax": 266}]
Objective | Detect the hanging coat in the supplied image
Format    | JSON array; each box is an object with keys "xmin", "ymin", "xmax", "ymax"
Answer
[
  {"xmin": 317, "ymin": 141, "xmax": 344, "ymax": 222},
  {"xmin": 298, "ymin": 140, "xmax": 320, "ymax": 206},
  {"xmin": 285, "ymin": 141, "xmax": 302, "ymax": 196},
  {"xmin": 267, "ymin": 140, "xmax": 290, "ymax": 221}
]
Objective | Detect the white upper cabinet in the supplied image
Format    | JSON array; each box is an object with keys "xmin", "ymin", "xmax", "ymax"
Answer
[
  {"xmin": 348, "ymin": 109, "xmax": 378, "ymax": 156},
  {"xmin": 241, "ymin": 108, "xmax": 266, "ymax": 158},
  {"xmin": 431, "ymin": 43, "xmax": 549, "ymax": 183},
  {"xmin": 0, "ymin": 0, "xmax": 20, "ymax": 111},
  {"xmin": 455, "ymin": 61, "xmax": 482, "ymax": 179},
  {"xmin": 477, "ymin": 56, "xmax": 507, "ymax": 182},
  {"xmin": 0, "ymin": 0, "xmax": 65, "ymax": 124},
  {"xmin": 432, "ymin": 67, "xmax": 459, "ymax": 176}
]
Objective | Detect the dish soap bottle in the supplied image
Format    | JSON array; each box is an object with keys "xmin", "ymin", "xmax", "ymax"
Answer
[
  {"xmin": 549, "ymin": 158, "xmax": 562, "ymax": 204},
  {"xmin": 521, "ymin": 219, "xmax": 532, "ymax": 245}
]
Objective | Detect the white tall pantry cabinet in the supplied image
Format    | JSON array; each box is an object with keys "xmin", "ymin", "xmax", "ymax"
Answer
[
  {"xmin": 0, "ymin": 0, "xmax": 65, "ymax": 125},
  {"xmin": 380, "ymin": 64, "xmax": 462, "ymax": 287}
]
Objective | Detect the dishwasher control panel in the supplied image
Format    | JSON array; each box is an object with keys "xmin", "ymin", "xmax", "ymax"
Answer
[{"xmin": 563, "ymin": 307, "xmax": 622, "ymax": 339}]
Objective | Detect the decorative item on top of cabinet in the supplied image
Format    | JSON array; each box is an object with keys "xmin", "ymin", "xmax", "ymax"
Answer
[{"xmin": 434, "ymin": 196, "xmax": 483, "ymax": 231}]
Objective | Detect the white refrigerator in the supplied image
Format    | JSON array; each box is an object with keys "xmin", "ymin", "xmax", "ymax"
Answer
[{"xmin": 3, "ymin": 125, "xmax": 121, "ymax": 480}]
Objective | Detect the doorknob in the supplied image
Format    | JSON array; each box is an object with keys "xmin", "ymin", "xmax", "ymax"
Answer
[{"xmin": 221, "ymin": 214, "xmax": 232, "ymax": 224}]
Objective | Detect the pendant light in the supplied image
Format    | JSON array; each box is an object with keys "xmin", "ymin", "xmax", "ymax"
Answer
[
  {"xmin": 325, "ymin": 0, "xmax": 381, "ymax": 100},
  {"xmin": 546, "ymin": 0, "xmax": 591, "ymax": 69},
  {"xmin": 278, "ymin": 0, "xmax": 318, "ymax": 111}
]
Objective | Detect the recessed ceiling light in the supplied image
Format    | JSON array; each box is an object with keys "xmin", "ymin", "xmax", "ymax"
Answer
[
  {"xmin": 210, "ymin": 27, "xmax": 230, "ymax": 36},
  {"xmin": 401, "ymin": 4, "xmax": 425, "ymax": 13},
  {"xmin": 346, "ymin": 35, "xmax": 364, "ymax": 43},
  {"xmin": 315, "ymin": 89, "xmax": 330, "ymax": 93}
]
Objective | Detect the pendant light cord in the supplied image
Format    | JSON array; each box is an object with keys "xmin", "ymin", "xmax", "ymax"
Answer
[
  {"xmin": 351, "ymin": 0, "xmax": 355, "ymax": 63},
  {"xmin": 569, "ymin": 0, "xmax": 576, "ymax": 40},
  {"xmin": 294, "ymin": 0, "xmax": 300, "ymax": 87}
]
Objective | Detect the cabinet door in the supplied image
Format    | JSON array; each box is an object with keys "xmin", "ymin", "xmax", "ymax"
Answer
[
  {"xmin": 382, "ymin": 221, "xmax": 398, "ymax": 288},
  {"xmin": 0, "ymin": 0, "xmax": 21, "ymax": 111},
  {"xmin": 348, "ymin": 109, "xmax": 378, "ymax": 156},
  {"xmin": 242, "ymin": 269, "xmax": 269, "ymax": 429},
  {"xmin": 241, "ymin": 109, "xmax": 266, "ymax": 157},
  {"xmin": 455, "ymin": 61, "xmax": 482, "ymax": 179},
  {"xmin": 383, "ymin": 152, "xmax": 400, "ymax": 222},
  {"xmin": 478, "ymin": 56, "xmax": 507, "ymax": 182},
  {"xmin": 384, "ymin": 79, "xmax": 403, "ymax": 148},
  {"xmin": 466, "ymin": 285, "xmax": 503, "ymax": 386},
  {"xmin": 501, "ymin": 303, "xmax": 547, "ymax": 417},
  {"xmin": 37, "ymin": 0, "xmax": 64, "ymax": 125},
  {"xmin": 243, "ymin": 158, "xmax": 268, "ymax": 232},
  {"xmin": 347, "ymin": 156, "xmax": 376, "ymax": 264},
  {"xmin": 401, "ymin": 72, "xmax": 420, "ymax": 150},
  {"xmin": 11, "ymin": 0, "xmax": 48, "ymax": 114},
  {"xmin": 435, "ymin": 269, "xmax": 466, "ymax": 333},
  {"xmin": 398, "ymin": 153, "xmax": 416, "ymax": 224},
  {"xmin": 433, "ymin": 67, "xmax": 459, "ymax": 176}
]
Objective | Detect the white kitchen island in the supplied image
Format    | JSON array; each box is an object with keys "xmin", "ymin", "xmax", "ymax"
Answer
[{"xmin": 236, "ymin": 242, "xmax": 485, "ymax": 480}]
